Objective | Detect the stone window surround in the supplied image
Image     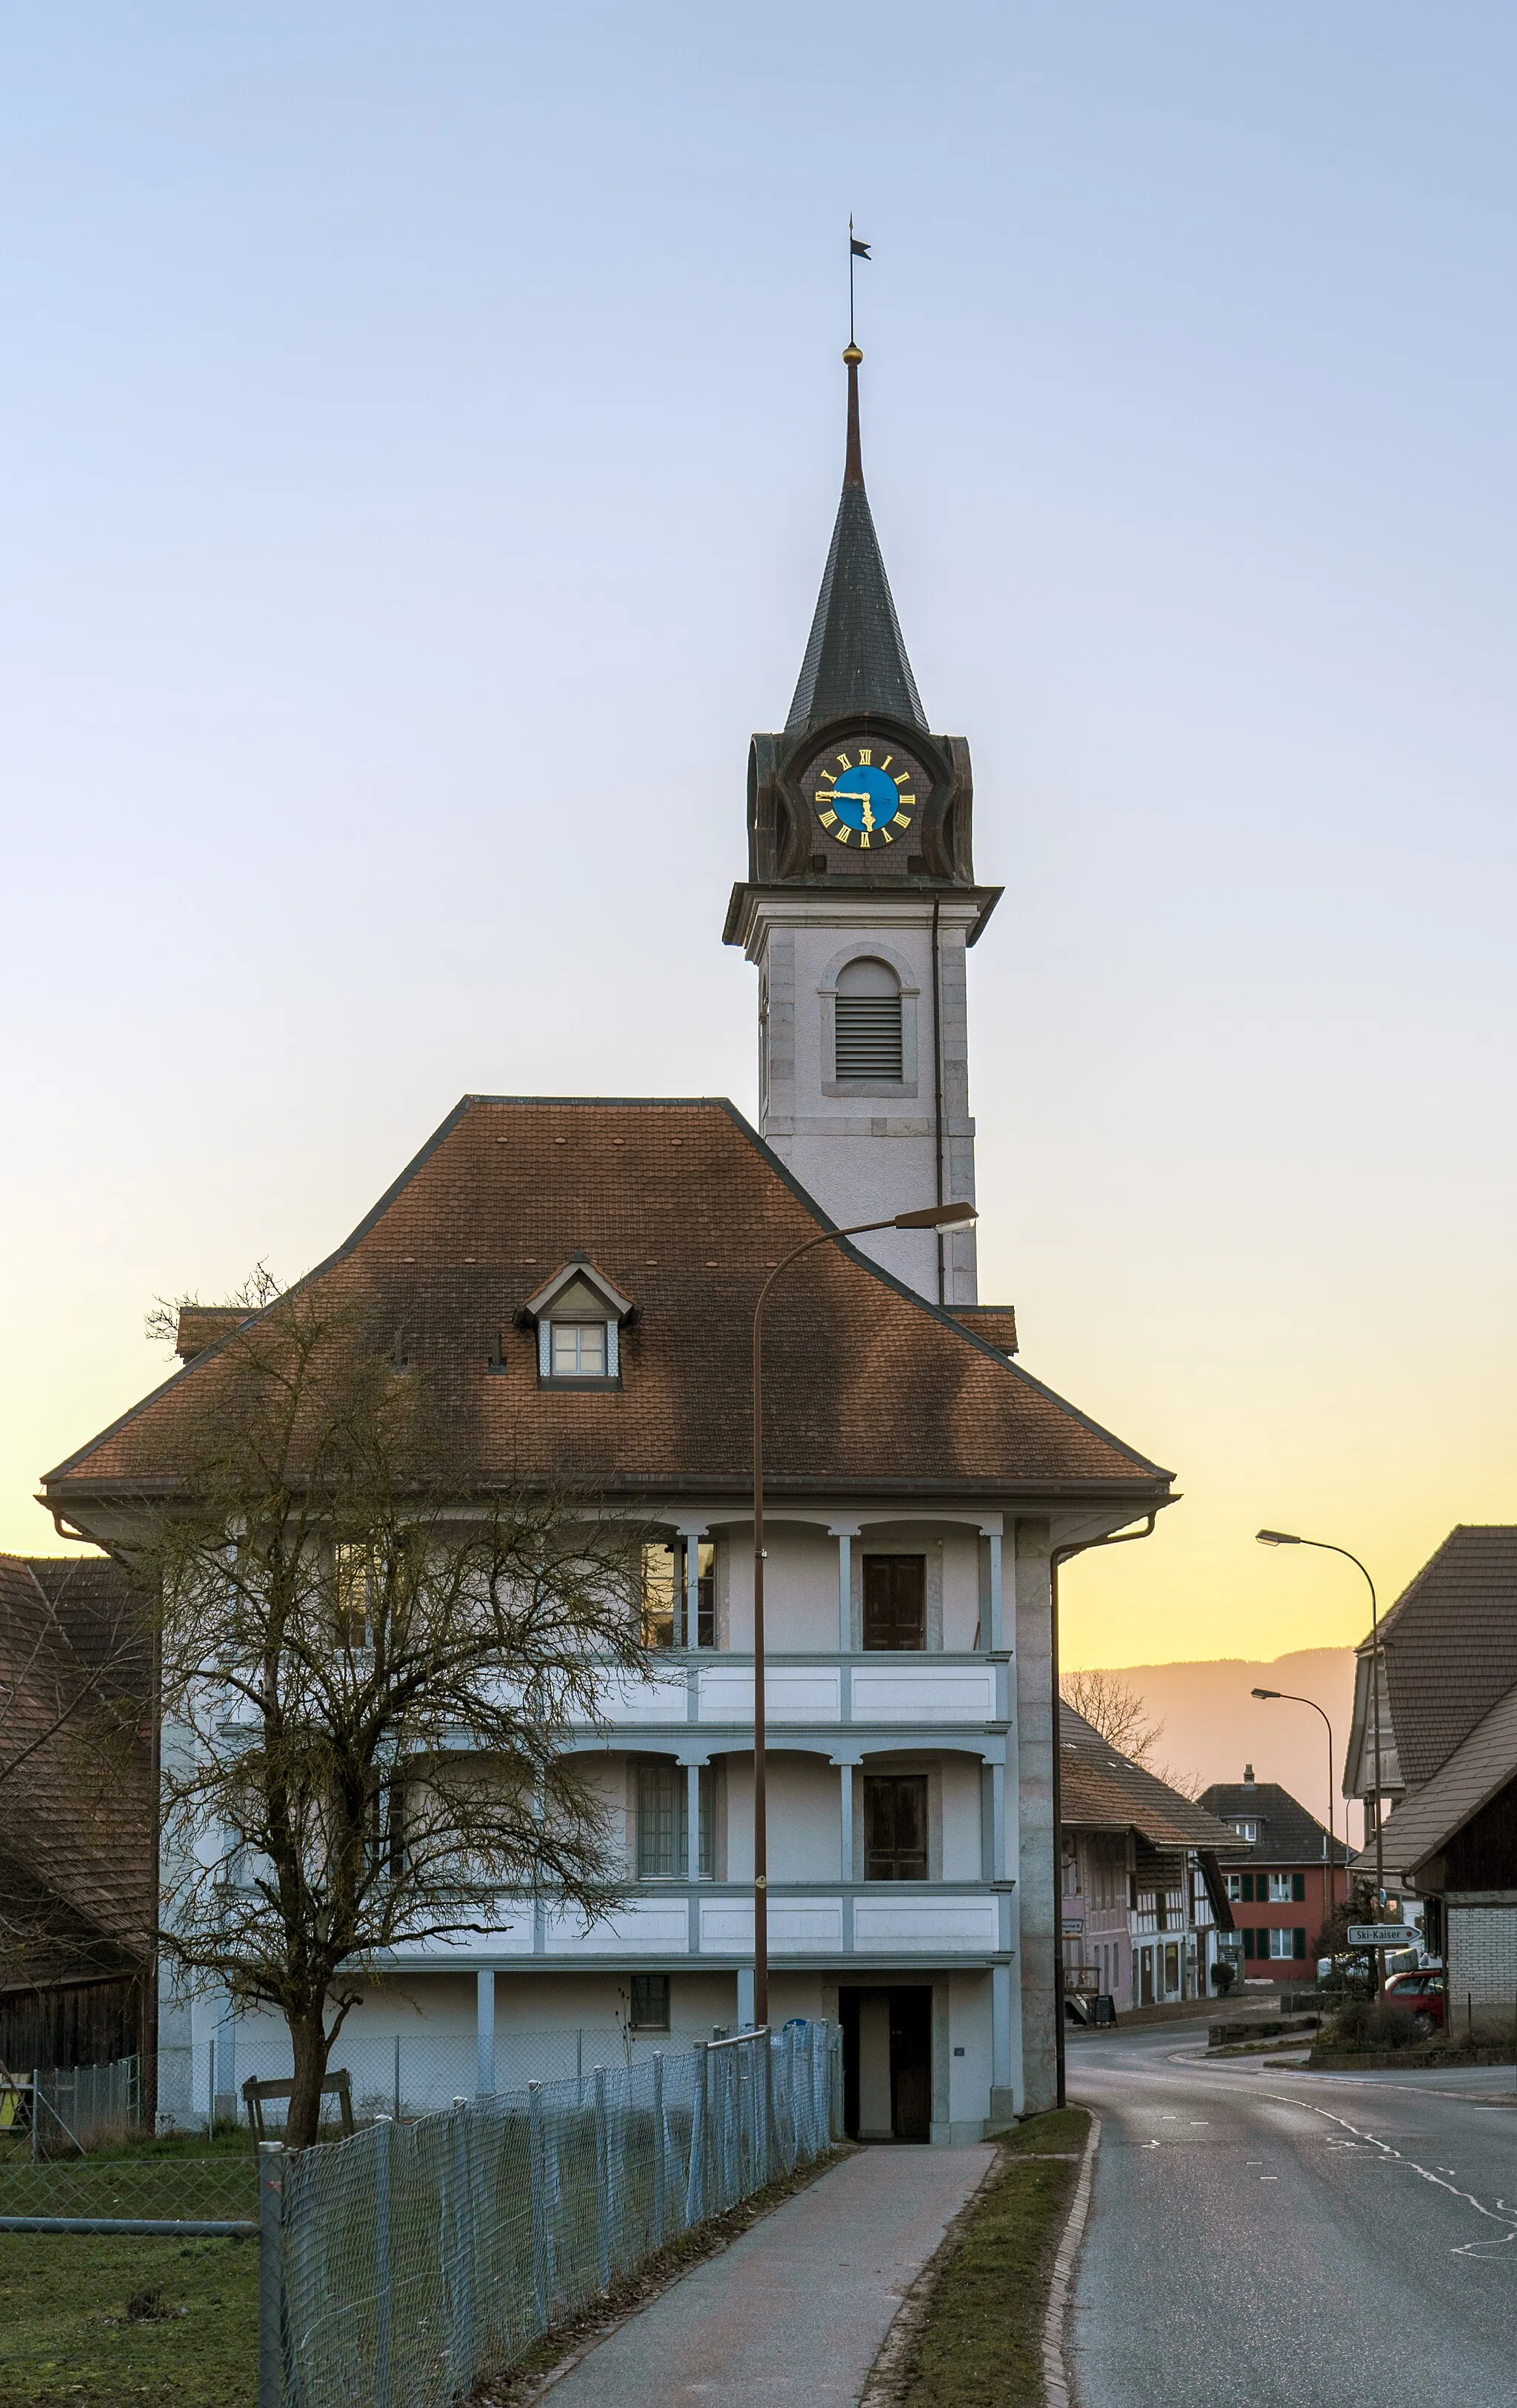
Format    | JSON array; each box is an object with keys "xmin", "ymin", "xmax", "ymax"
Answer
[{"xmin": 817, "ymin": 938, "xmax": 921, "ymax": 1101}]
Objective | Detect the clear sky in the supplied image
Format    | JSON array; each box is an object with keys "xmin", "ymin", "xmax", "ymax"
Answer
[{"xmin": 4, "ymin": 5, "xmax": 1515, "ymax": 1670}]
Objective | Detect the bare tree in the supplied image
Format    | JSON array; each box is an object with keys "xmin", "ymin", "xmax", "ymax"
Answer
[
  {"xmin": 119, "ymin": 1275, "xmax": 651, "ymax": 2146},
  {"xmin": 1060, "ymin": 1667, "xmax": 1166, "ymax": 1767}
]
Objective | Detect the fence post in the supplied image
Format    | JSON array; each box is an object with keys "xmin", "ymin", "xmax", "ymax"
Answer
[
  {"xmin": 688, "ymin": 2044, "xmax": 707, "ymax": 2226},
  {"xmin": 593, "ymin": 2067, "xmax": 611, "ymax": 2292},
  {"xmin": 652, "ymin": 2052, "xmax": 667, "ymax": 2244},
  {"xmin": 374, "ymin": 2115, "xmax": 393, "ymax": 2408},
  {"xmin": 446, "ymin": 2098, "xmax": 475, "ymax": 2398},
  {"xmin": 257, "ymin": 2141, "xmax": 287, "ymax": 2408},
  {"xmin": 763, "ymin": 2029, "xmax": 777, "ymax": 2186},
  {"xmin": 30, "ymin": 2070, "xmax": 39, "ymax": 2165},
  {"xmin": 527, "ymin": 2082, "xmax": 549, "ymax": 2333}
]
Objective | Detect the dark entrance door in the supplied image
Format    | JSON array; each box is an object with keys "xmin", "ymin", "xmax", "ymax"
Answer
[{"xmin": 839, "ymin": 1986, "xmax": 933, "ymax": 2141}]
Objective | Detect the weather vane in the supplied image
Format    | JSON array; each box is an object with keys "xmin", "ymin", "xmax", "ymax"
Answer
[{"xmin": 848, "ymin": 216, "xmax": 870, "ymax": 351}]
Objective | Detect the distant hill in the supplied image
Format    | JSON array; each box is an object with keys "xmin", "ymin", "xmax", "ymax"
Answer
[{"xmin": 1088, "ymin": 1648, "xmax": 1359, "ymax": 1848}]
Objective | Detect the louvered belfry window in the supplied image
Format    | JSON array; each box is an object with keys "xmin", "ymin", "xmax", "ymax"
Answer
[{"xmin": 834, "ymin": 955, "xmax": 903, "ymax": 1082}]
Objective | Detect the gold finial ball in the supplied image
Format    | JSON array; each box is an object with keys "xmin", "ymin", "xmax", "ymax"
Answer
[{"xmin": 842, "ymin": 343, "xmax": 863, "ymax": 364}]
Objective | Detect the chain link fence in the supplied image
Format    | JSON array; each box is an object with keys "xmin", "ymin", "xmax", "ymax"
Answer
[
  {"xmin": 0, "ymin": 2055, "xmax": 256, "ymax": 2232},
  {"xmin": 266, "ymin": 2021, "xmax": 840, "ymax": 2408},
  {"xmin": 227, "ymin": 2024, "xmax": 732, "ymax": 2129}
]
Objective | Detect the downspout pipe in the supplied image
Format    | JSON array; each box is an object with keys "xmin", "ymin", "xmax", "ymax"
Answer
[
  {"xmin": 931, "ymin": 896, "xmax": 945, "ymax": 1305},
  {"xmin": 1049, "ymin": 1507, "xmax": 1170, "ymax": 2108}
]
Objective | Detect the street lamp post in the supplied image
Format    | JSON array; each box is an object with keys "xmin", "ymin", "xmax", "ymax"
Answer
[
  {"xmin": 1250, "ymin": 1686, "xmax": 1341, "ymax": 1920},
  {"xmin": 1256, "ymin": 1530, "xmax": 1384, "ymax": 1983},
  {"xmin": 750, "ymin": 1198, "xmax": 977, "ymax": 2030}
]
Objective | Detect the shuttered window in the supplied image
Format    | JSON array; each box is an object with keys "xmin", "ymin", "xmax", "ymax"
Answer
[
  {"xmin": 835, "ymin": 995, "xmax": 903, "ymax": 1081},
  {"xmin": 834, "ymin": 955, "xmax": 904, "ymax": 1082}
]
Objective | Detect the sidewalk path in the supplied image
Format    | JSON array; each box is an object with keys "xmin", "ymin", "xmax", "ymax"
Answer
[{"xmin": 543, "ymin": 2143, "xmax": 996, "ymax": 2407}]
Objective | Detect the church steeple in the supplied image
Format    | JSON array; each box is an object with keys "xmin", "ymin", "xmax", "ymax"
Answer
[
  {"xmin": 785, "ymin": 347, "xmax": 927, "ymax": 737},
  {"xmin": 724, "ymin": 326, "xmax": 1000, "ymax": 1310}
]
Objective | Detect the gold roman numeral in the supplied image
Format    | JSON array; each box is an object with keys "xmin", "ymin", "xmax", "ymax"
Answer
[
  {"xmin": 896, "ymin": 813, "xmax": 913, "ymax": 829},
  {"xmin": 859, "ymin": 832, "xmax": 871, "ymax": 848},
  {"xmin": 881, "ymin": 827, "xmax": 894, "ymax": 842},
  {"xmin": 899, "ymin": 793, "xmax": 916, "ymax": 807},
  {"xmin": 815, "ymin": 791, "xmax": 838, "ymax": 804},
  {"xmin": 818, "ymin": 809, "xmax": 838, "ymax": 827},
  {"xmin": 894, "ymin": 772, "xmax": 910, "ymax": 786},
  {"xmin": 881, "ymin": 756, "xmax": 893, "ymax": 771},
  {"xmin": 857, "ymin": 747, "xmax": 873, "ymax": 765},
  {"xmin": 836, "ymin": 753, "xmax": 852, "ymax": 771}
]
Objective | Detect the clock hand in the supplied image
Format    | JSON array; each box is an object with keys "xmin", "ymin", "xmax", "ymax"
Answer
[
  {"xmin": 861, "ymin": 798, "xmax": 875, "ymax": 831},
  {"xmin": 828, "ymin": 789, "xmax": 873, "ymax": 803}
]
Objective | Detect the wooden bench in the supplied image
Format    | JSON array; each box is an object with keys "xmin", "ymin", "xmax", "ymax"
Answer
[{"xmin": 241, "ymin": 2070, "xmax": 355, "ymax": 2139}]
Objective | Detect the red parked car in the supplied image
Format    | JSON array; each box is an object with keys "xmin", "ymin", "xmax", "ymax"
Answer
[{"xmin": 1381, "ymin": 1971, "xmax": 1444, "ymax": 2032}]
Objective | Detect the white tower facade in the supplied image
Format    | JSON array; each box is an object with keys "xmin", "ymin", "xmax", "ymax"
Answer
[{"xmin": 723, "ymin": 346, "xmax": 1000, "ymax": 1304}]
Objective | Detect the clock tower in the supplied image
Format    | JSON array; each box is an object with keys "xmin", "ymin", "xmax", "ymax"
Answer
[{"xmin": 723, "ymin": 344, "xmax": 1001, "ymax": 1304}]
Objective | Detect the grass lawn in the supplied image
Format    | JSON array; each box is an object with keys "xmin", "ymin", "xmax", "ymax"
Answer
[
  {"xmin": 0, "ymin": 2229, "xmax": 257, "ymax": 2408},
  {"xmin": 0, "ymin": 2132, "xmax": 259, "ymax": 2408},
  {"xmin": 887, "ymin": 2107, "xmax": 1092, "ymax": 2408}
]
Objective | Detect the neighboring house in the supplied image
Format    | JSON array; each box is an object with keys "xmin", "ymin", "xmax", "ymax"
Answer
[
  {"xmin": 1345, "ymin": 1527, "xmax": 1517, "ymax": 1887},
  {"xmin": 38, "ymin": 347, "xmax": 1175, "ymax": 2141},
  {"xmin": 1058, "ymin": 1707, "xmax": 1240, "ymax": 2010},
  {"xmin": 1365, "ymin": 1535, "xmax": 1517, "ymax": 2028},
  {"xmin": 1199, "ymin": 1767, "xmax": 1353, "ymax": 1979},
  {"xmin": 0, "ymin": 1554, "xmax": 153, "ymax": 2085}
]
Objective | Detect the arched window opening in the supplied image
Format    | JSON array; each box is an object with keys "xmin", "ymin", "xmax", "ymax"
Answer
[{"xmin": 834, "ymin": 956, "xmax": 903, "ymax": 1082}]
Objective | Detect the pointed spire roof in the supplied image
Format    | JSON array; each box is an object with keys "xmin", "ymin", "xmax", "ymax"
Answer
[{"xmin": 785, "ymin": 347, "xmax": 927, "ymax": 737}]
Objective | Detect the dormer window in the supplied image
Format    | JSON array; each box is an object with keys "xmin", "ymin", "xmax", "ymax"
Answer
[
  {"xmin": 524, "ymin": 1260, "xmax": 634, "ymax": 1388},
  {"xmin": 550, "ymin": 1321, "xmax": 606, "ymax": 1376}
]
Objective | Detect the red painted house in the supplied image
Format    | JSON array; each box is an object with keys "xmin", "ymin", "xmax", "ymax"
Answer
[{"xmin": 1199, "ymin": 1767, "xmax": 1353, "ymax": 1979}]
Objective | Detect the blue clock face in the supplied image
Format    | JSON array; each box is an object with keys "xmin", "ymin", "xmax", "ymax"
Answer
[{"xmin": 809, "ymin": 742, "xmax": 921, "ymax": 850}]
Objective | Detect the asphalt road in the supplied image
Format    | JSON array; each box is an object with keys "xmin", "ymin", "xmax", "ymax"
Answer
[{"xmin": 1069, "ymin": 2017, "xmax": 1517, "ymax": 2407}]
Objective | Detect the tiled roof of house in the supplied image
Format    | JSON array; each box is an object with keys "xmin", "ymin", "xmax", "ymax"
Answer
[
  {"xmin": 1060, "ymin": 1705, "xmax": 1241, "ymax": 1853},
  {"xmin": 946, "ymin": 1306, "xmax": 1018, "ymax": 1356},
  {"xmin": 1198, "ymin": 1781, "xmax": 1353, "ymax": 1867},
  {"xmin": 43, "ymin": 1098, "xmax": 1171, "ymax": 1507},
  {"xmin": 0, "ymin": 1555, "xmax": 153, "ymax": 1983},
  {"xmin": 1380, "ymin": 1684, "xmax": 1517, "ymax": 1881},
  {"xmin": 1362, "ymin": 1527, "xmax": 1517, "ymax": 1788}
]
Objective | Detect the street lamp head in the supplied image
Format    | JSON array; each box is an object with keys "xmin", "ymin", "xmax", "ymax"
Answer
[
  {"xmin": 1256, "ymin": 1529, "xmax": 1301, "ymax": 1547},
  {"xmin": 1251, "ymin": 1687, "xmax": 1281, "ymax": 1700},
  {"xmin": 893, "ymin": 1201, "xmax": 979, "ymax": 1231}
]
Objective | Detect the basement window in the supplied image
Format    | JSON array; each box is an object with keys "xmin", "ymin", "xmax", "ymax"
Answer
[{"xmin": 630, "ymin": 1973, "xmax": 670, "ymax": 2032}]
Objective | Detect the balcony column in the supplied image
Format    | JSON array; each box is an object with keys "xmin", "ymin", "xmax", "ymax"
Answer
[
  {"xmin": 686, "ymin": 1760, "xmax": 703, "ymax": 1882},
  {"xmin": 476, "ymin": 1969, "xmax": 496, "ymax": 2098},
  {"xmin": 832, "ymin": 1750, "xmax": 861, "ymax": 1955},
  {"xmin": 828, "ymin": 1521, "xmax": 862, "ymax": 1652}
]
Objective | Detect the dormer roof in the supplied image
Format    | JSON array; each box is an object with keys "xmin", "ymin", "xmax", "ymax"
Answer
[{"xmin": 523, "ymin": 1258, "xmax": 635, "ymax": 1323}]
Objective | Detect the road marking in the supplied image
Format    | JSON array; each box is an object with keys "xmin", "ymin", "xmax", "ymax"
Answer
[{"xmin": 1258, "ymin": 2088, "xmax": 1517, "ymax": 2260}]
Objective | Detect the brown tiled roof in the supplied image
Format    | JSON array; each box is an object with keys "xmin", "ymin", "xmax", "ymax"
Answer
[
  {"xmin": 174, "ymin": 1306, "xmax": 251, "ymax": 1361},
  {"xmin": 946, "ymin": 1305, "xmax": 1018, "ymax": 1355},
  {"xmin": 1059, "ymin": 1705, "xmax": 1241, "ymax": 1852},
  {"xmin": 1198, "ymin": 1781, "xmax": 1353, "ymax": 1867},
  {"xmin": 0, "ymin": 1555, "xmax": 153, "ymax": 1982},
  {"xmin": 1364, "ymin": 1528, "xmax": 1517, "ymax": 1787},
  {"xmin": 44, "ymin": 1099, "xmax": 1171, "ymax": 1507},
  {"xmin": 1381, "ymin": 1686, "xmax": 1517, "ymax": 1881}
]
